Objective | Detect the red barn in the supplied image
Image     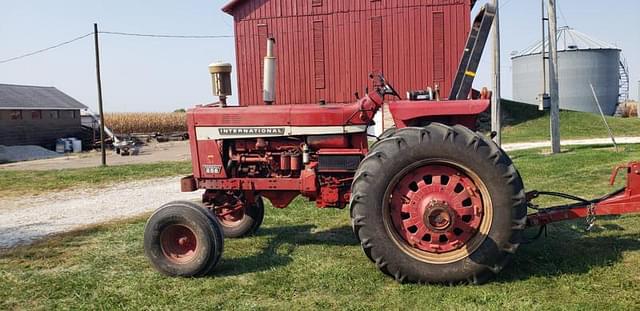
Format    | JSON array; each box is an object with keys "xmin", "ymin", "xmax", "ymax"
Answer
[{"xmin": 223, "ymin": 0, "xmax": 476, "ymax": 106}]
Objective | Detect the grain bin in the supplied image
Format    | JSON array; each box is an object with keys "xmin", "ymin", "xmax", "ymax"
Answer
[{"xmin": 512, "ymin": 26, "xmax": 621, "ymax": 115}]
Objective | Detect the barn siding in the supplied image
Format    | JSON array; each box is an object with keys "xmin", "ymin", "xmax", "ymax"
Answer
[
  {"xmin": 227, "ymin": 0, "xmax": 470, "ymax": 105},
  {"xmin": 0, "ymin": 109, "xmax": 82, "ymax": 148}
]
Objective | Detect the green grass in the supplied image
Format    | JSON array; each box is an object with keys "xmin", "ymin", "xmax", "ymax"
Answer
[
  {"xmin": 2, "ymin": 147, "xmax": 640, "ymax": 310},
  {"xmin": 502, "ymin": 110, "xmax": 640, "ymax": 143},
  {"xmin": 0, "ymin": 161, "xmax": 191, "ymax": 198}
]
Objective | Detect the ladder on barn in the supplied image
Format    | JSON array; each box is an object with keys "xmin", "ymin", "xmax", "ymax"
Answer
[{"xmin": 449, "ymin": 3, "xmax": 496, "ymax": 100}]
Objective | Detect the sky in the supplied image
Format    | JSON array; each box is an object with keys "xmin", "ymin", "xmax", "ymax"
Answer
[{"xmin": 0, "ymin": 0, "xmax": 638, "ymax": 112}]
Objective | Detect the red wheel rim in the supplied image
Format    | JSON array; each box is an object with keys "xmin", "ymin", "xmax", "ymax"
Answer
[
  {"xmin": 215, "ymin": 205, "xmax": 245, "ymax": 226},
  {"xmin": 388, "ymin": 164, "xmax": 485, "ymax": 256},
  {"xmin": 205, "ymin": 191, "xmax": 247, "ymax": 226},
  {"xmin": 160, "ymin": 224, "xmax": 198, "ymax": 263}
]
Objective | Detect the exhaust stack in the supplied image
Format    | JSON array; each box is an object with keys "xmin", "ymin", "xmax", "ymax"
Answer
[{"xmin": 263, "ymin": 37, "xmax": 276, "ymax": 104}]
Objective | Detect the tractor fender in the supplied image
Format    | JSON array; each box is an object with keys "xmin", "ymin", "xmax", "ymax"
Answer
[{"xmin": 388, "ymin": 99, "xmax": 490, "ymax": 130}]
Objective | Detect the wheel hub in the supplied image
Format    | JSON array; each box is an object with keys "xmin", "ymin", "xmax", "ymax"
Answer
[
  {"xmin": 389, "ymin": 165, "xmax": 485, "ymax": 254},
  {"xmin": 424, "ymin": 201, "xmax": 454, "ymax": 232},
  {"xmin": 160, "ymin": 224, "xmax": 198, "ymax": 264}
]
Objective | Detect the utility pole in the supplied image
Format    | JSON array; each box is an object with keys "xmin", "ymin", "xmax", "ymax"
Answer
[
  {"xmin": 540, "ymin": 0, "xmax": 550, "ymax": 111},
  {"xmin": 491, "ymin": 0, "xmax": 501, "ymax": 146},
  {"xmin": 94, "ymin": 23, "xmax": 107, "ymax": 166},
  {"xmin": 547, "ymin": 0, "xmax": 561, "ymax": 154}
]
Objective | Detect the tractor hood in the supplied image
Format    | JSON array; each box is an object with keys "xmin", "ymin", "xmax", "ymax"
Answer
[{"xmin": 188, "ymin": 102, "xmax": 367, "ymax": 127}]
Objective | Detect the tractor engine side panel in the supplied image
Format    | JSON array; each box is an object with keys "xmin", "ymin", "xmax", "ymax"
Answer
[
  {"xmin": 188, "ymin": 130, "xmax": 368, "ymax": 209},
  {"xmin": 225, "ymin": 134, "xmax": 367, "ymax": 179},
  {"xmin": 228, "ymin": 138, "xmax": 304, "ymax": 179},
  {"xmin": 196, "ymin": 140, "xmax": 227, "ymax": 179},
  {"xmin": 187, "ymin": 112, "xmax": 202, "ymax": 178},
  {"xmin": 188, "ymin": 111, "xmax": 227, "ymax": 179}
]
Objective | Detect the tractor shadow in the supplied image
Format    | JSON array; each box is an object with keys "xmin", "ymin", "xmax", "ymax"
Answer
[
  {"xmin": 214, "ymin": 224, "xmax": 358, "ymax": 277},
  {"xmin": 213, "ymin": 220, "xmax": 640, "ymax": 281},
  {"xmin": 497, "ymin": 222, "xmax": 640, "ymax": 283}
]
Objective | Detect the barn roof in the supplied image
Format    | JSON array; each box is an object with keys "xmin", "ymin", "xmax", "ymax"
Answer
[
  {"xmin": 0, "ymin": 84, "xmax": 87, "ymax": 110},
  {"xmin": 222, "ymin": 0, "xmax": 477, "ymax": 14},
  {"xmin": 221, "ymin": 0, "xmax": 241, "ymax": 13}
]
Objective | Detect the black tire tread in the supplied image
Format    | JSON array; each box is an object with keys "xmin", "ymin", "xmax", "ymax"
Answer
[
  {"xmin": 350, "ymin": 123, "xmax": 526, "ymax": 284},
  {"xmin": 144, "ymin": 201, "xmax": 224, "ymax": 277}
]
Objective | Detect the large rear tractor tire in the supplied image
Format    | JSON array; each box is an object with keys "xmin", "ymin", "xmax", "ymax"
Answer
[
  {"xmin": 206, "ymin": 191, "xmax": 265, "ymax": 238},
  {"xmin": 377, "ymin": 126, "xmax": 397, "ymax": 141},
  {"xmin": 350, "ymin": 124, "xmax": 527, "ymax": 284},
  {"xmin": 144, "ymin": 201, "xmax": 224, "ymax": 277}
]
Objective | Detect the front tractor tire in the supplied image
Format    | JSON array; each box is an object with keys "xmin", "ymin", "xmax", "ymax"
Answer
[
  {"xmin": 351, "ymin": 124, "xmax": 526, "ymax": 284},
  {"xmin": 144, "ymin": 201, "xmax": 224, "ymax": 277},
  {"xmin": 206, "ymin": 191, "xmax": 265, "ymax": 238}
]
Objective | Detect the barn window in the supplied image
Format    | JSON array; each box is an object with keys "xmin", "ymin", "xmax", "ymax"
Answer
[
  {"xmin": 48, "ymin": 110, "xmax": 59, "ymax": 120},
  {"xmin": 312, "ymin": 0, "xmax": 323, "ymax": 7},
  {"xmin": 10, "ymin": 110, "xmax": 22, "ymax": 120},
  {"xmin": 312, "ymin": 20, "xmax": 325, "ymax": 89},
  {"xmin": 31, "ymin": 110, "xmax": 42, "ymax": 120}
]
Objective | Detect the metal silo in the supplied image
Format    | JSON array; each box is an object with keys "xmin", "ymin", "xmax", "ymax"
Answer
[{"xmin": 512, "ymin": 27, "xmax": 621, "ymax": 115}]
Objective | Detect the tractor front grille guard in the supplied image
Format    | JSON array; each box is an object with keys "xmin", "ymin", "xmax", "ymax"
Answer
[{"xmin": 526, "ymin": 162, "xmax": 640, "ymax": 229}]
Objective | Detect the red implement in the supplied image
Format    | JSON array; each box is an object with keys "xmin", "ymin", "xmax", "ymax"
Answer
[{"xmin": 527, "ymin": 162, "xmax": 640, "ymax": 227}]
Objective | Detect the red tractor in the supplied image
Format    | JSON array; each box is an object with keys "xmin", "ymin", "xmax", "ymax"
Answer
[{"xmin": 143, "ymin": 5, "xmax": 640, "ymax": 284}]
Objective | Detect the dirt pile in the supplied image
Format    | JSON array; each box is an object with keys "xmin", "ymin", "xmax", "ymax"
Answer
[{"xmin": 0, "ymin": 145, "xmax": 62, "ymax": 164}]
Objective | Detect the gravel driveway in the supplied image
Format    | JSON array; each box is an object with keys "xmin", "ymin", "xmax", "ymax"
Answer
[{"xmin": 0, "ymin": 177, "xmax": 202, "ymax": 249}]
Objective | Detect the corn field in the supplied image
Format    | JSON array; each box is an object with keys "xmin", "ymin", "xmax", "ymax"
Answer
[{"xmin": 104, "ymin": 113, "xmax": 187, "ymax": 134}]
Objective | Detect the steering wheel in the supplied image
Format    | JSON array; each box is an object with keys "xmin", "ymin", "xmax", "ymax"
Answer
[
  {"xmin": 371, "ymin": 73, "xmax": 401, "ymax": 99},
  {"xmin": 384, "ymin": 80, "xmax": 401, "ymax": 98}
]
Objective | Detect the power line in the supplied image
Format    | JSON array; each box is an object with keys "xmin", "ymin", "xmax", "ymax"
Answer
[
  {"xmin": 0, "ymin": 30, "xmax": 235, "ymax": 65},
  {"xmin": 0, "ymin": 32, "xmax": 93, "ymax": 64},
  {"xmin": 557, "ymin": 4, "xmax": 570, "ymax": 26},
  {"xmin": 99, "ymin": 31, "xmax": 233, "ymax": 39}
]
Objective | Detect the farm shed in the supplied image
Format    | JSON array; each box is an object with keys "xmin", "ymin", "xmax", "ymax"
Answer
[
  {"xmin": 0, "ymin": 84, "xmax": 87, "ymax": 148},
  {"xmin": 223, "ymin": 0, "xmax": 475, "ymax": 106}
]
